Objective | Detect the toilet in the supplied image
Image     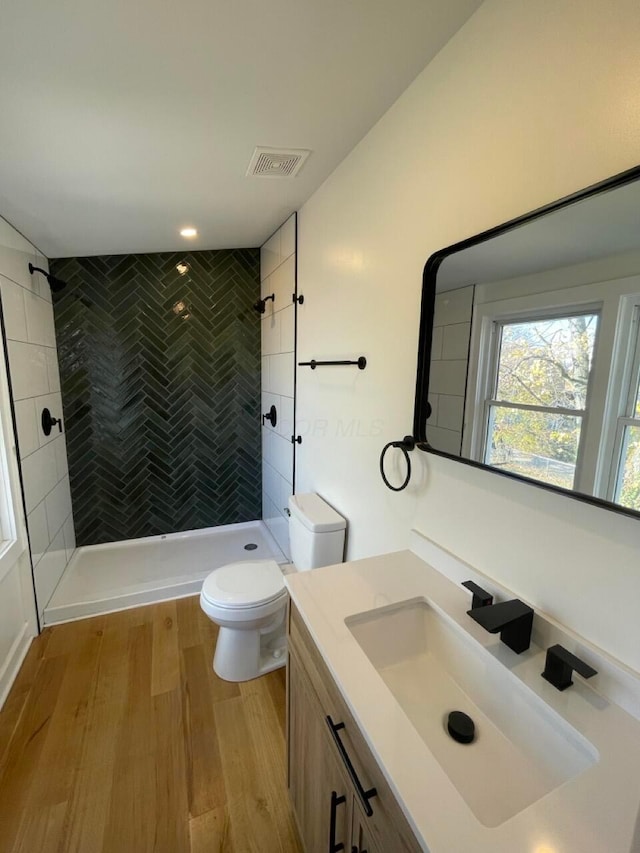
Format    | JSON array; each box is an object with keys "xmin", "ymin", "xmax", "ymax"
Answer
[{"xmin": 200, "ymin": 493, "xmax": 346, "ymax": 681}]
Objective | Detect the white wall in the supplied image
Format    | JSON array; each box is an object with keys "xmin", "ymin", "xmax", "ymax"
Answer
[
  {"xmin": 295, "ymin": 0, "xmax": 640, "ymax": 670},
  {"xmin": 261, "ymin": 215, "xmax": 296, "ymax": 558},
  {"xmin": 0, "ymin": 217, "xmax": 76, "ymax": 623}
]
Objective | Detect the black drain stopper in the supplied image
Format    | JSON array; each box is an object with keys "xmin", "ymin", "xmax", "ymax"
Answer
[
  {"xmin": 447, "ymin": 711, "xmax": 475, "ymax": 744},
  {"xmin": 244, "ymin": 543, "xmax": 258, "ymax": 551}
]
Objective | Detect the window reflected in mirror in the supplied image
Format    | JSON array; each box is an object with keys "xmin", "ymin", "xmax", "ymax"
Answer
[
  {"xmin": 483, "ymin": 311, "xmax": 599, "ymax": 490},
  {"xmin": 420, "ymin": 167, "xmax": 640, "ymax": 518}
]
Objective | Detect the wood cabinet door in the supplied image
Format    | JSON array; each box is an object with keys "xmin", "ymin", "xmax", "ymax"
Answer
[
  {"xmin": 289, "ymin": 649, "xmax": 351, "ymax": 853},
  {"xmin": 289, "ymin": 605, "xmax": 422, "ymax": 853},
  {"xmin": 350, "ymin": 798, "xmax": 383, "ymax": 853}
]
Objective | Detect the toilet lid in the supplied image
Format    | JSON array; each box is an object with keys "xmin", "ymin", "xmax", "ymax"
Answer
[{"xmin": 201, "ymin": 559, "xmax": 285, "ymax": 608}]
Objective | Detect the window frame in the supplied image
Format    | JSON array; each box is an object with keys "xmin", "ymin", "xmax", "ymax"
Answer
[
  {"xmin": 476, "ymin": 307, "xmax": 601, "ymax": 491},
  {"xmin": 604, "ymin": 300, "xmax": 640, "ymax": 507}
]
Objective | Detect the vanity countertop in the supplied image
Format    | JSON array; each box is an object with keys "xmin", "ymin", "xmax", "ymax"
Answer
[{"xmin": 285, "ymin": 547, "xmax": 640, "ymax": 853}]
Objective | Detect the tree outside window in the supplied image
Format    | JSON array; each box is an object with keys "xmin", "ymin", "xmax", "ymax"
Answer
[{"xmin": 484, "ymin": 313, "xmax": 599, "ymax": 490}]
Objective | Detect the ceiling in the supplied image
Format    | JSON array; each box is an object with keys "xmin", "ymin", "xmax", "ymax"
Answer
[
  {"xmin": 0, "ymin": 0, "xmax": 482, "ymax": 259},
  {"xmin": 437, "ymin": 177, "xmax": 640, "ymax": 291}
]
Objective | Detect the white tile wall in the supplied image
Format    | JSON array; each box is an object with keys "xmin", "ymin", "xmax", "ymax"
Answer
[
  {"xmin": 45, "ymin": 347, "xmax": 61, "ymax": 393},
  {"xmin": 280, "ymin": 305, "xmax": 295, "ymax": 353},
  {"xmin": 261, "ymin": 214, "xmax": 296, "ymax": 559},
  {"xmin": 45, "ymin": 476, "xmax": 73, "ymax": 542},
  {"xmin": 34, "ymin": 528, "xmax": 67, "ymax": 616},
  {"xmin": 1, "ymin": 278, "xmax": 29, "ymax": 342},
  {"xmin": 27, "ymin": 500, "xmax": 49, "ymax": 565},
  {"xmin": 431, "ymin": 325, "xmax": 444, "ymax": 360},
  {"xmin": 7, "ymin": 341, "xmax": 49, "ymax": 400},
  {"xmin": 0, "ymin": 232, "xmax": 76, "ymax": 621},
  {"xmin": 261, "ymin": 310, "xmax": 281, "ymax": 355},
  {"xmin": 442, "ymin": 322, "xmax": 471, "ymax": 360},
  {"xmin": 262, "ymin": 253, "xmax": 295, "ymax": 309},
  {"xmin": 24, "ymin": 290, "xmax": 56, "ymax": 347},
  {"xmin": 260, "ymin": 232, "xmax": 281, "ymax": 281},
  {"xmin": 437, "ymin": 394, "xmax": 465, "ymax": 431},
  {"xmin": 62, "ymin": 514, "xmax": 75, "ymax": 563},
  {"xmin": 13, "ymin": 399, "xmax": 39, "ymax": 457},
  {"xmin": 268, "ymin": 353, "xmax": 294, "ymax": 397},
  {"xmin": 21, "ymin": 443, "xmax": 59, "ymax": 513},
  {"xmin": 277, "ymin": 395, "xmax": 294, "ymax": 441},
  {"xmin": 428, "ymin": 359, "xmax": 468, "ymax": 396},
  {"xmin": 270, "ymin": 432, "xmax": 294, "ymax": 480},
  {"xmin": 280, "ymin": 216, "xmax": 296, "ymax": 262},
  {"xmin": 433, "ymin": 286, "xmax": 474, "ymax": 326},
  {"xmin": 428, "ymin": 285, "xmax": 474, "ymax": 453}
]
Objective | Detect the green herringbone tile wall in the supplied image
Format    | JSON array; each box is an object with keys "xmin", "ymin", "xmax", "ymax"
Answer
[{"xmin": 50, "ymin": 249, "xmax": 261, "ymax": 546}]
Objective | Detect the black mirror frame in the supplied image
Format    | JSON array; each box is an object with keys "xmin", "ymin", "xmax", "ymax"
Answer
[{"xmin": 412, "ymin": 162, "xmax": 640, "ymax": 522}]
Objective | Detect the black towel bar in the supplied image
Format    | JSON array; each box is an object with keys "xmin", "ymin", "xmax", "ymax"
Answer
[{"xmin": 299, "ymin": 357, "xmax": 367, "ymax": 370}]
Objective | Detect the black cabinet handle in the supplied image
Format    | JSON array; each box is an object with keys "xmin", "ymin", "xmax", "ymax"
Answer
[
  {"xmin": 326, "ymin": 716, "xmax": 377, "ymax": 817},
  {"xmin": 329, "ymin": 790, "xmax": 346, "ymax": 853}
]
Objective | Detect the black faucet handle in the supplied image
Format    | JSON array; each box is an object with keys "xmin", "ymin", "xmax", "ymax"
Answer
[
  {"xmin": 542, "ymin": 644, "xmax": 597, "ymax": 691},
  {"xmin": 262, "ymin": 405, "xmax": 277, "ymax": 427},
  {"xmin": 462, "ymin": 580, "xmax": 493, "ymax": 609}
]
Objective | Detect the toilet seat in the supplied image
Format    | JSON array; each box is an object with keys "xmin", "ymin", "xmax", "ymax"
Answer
[{"xmin": 201, "ymin": 559, "xmax": 285, "ymax": 609}]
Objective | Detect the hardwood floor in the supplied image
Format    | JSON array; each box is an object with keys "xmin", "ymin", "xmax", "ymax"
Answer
[{"xmin": 0, "ymin": 597, "xmax": 302, "ymax": 853}]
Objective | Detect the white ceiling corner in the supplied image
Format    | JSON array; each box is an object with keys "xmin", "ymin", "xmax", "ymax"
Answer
[{"xmin": 0, "ymin": 0, "xmax": 483, "ymax": 258}]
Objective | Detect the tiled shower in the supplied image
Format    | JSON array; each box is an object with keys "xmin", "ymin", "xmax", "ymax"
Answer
[
  {"xmin": 0, "ymin": 214, "xmax": 298, "ymax": 625},
  {"xmin": 50, "ymin": 249, "xmax": 262, "ymax": 545}
]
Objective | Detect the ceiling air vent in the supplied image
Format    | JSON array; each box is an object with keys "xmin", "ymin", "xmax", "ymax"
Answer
[{"xmin": 246, "ymin": 147, "xmax": 311, "ymax": 178}]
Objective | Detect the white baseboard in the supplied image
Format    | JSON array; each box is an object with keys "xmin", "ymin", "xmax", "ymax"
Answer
[{"xmin": 0, "ymin": 623, "xmax": 32, "ymax": 711}]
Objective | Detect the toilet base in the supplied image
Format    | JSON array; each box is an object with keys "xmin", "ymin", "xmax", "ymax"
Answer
[{"xmin": 212, "ymin": 610, "xmax": 287, "ymax": 682}]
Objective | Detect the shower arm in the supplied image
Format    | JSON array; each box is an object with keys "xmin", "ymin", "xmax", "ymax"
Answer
[{"xmin": 253, "ymin": 294, "xmax": 275, "ymax": 314}]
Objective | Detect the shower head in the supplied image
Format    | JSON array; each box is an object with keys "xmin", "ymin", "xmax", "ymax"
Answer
[
  {"xmin": 253, "ymin": 293, "xmax": 274, "ymax": 314},
  {"xmin": 28, "ymin": 263, "xmax": 67, "ymax": 293}
]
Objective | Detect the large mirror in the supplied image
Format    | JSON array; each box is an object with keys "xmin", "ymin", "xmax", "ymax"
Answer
[{"xmin": 414, "ymin": 165, "xmax": 640, "ymax": 520}]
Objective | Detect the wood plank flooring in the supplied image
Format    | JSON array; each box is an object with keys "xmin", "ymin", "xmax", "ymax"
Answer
[{"xmin": 0, "ymin": 596, "xmax": 302, "ymax": 853}]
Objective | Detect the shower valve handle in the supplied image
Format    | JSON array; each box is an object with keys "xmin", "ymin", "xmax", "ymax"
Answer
[
  {"xmin": 262, "ymin": 405, "xmax": 277, "ymax": 427},
  {"xmin": 41, "ymin": 407, "xmax": 62, "ymax": 436}
]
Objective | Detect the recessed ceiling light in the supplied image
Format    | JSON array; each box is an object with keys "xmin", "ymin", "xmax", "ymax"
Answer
[{"xmin": 180, "ymin": 227, "xmax": 197, "ymax": 238}]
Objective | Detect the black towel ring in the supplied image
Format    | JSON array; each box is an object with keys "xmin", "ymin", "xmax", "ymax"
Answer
[{"xmin": 379, "ymin": 436, "xmax": 416, "ymax": 492}]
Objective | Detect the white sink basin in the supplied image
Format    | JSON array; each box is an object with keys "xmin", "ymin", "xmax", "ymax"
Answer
[{"xmin": 346, "ymin": 597, "xmax": 598, "ymax": 827}]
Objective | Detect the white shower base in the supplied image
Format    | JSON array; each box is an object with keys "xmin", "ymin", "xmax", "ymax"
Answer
[{"xmin": 44, "ymin": 521, "xmax": 286, "ymax": 626}]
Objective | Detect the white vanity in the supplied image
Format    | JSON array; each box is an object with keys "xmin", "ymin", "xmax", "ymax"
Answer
[{"xmin": 285, "ymin": 534, "xmax": 640, "ymax": 852}]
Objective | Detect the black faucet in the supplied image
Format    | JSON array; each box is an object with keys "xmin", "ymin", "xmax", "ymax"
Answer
[
  {"xmin": 541, "ymin": 645, "xmax": 597, "ymax": 691},
  {"xmin": 467, "ymin": 598, "xmax": 534, "ymax": 654}
]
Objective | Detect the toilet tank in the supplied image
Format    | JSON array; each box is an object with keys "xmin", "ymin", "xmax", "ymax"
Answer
[{"xmin": 288, "ymin": 493, "xmax": 346, "ymax": 571}]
